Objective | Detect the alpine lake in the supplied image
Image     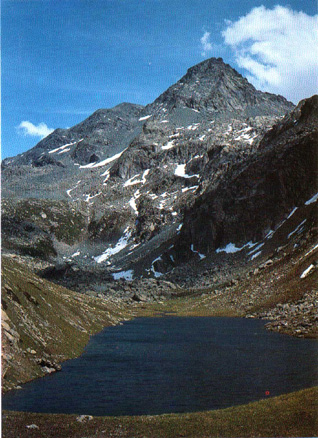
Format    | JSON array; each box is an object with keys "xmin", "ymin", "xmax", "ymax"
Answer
[{"xmin": 3, "ymin": 316, "xmax": 317, "ymax": 416}]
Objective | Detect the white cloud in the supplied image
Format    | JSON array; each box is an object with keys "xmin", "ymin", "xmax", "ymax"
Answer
[
  {"xmin": 17, "ymin": 121, "xmax": 54, "ymax": 138},
  {"xmin": 200, "ymin": 31, "xmax": 213, "ymax": 57},
  {"xmin": 222, "ymin": 6, "xmax": 318, "ymax": 103}
]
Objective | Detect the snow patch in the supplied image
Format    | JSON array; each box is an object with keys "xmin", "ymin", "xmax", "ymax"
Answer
[
  {"xmin": 175, "ymin": 164, "xmax": 186, "ymax": 177},
  {"xmin": 190, "ymin": 244, "xmax": 206, "ymax": 260},
  {"xmin": 158, "ymin": 200, "xmax": 167, "ymax": 210},
  {"xmin": 80, "ymin": 149, "xmax": 126, "ymax": 169},
  {"xmin": 148, "ymin": 193, "xmax": 158, "ymax": 200},
  {"xmin": 305, "ymin": 192, "xmax": 318, "ymax": 205},
  {"xmin": 84, "ymin": 192, "xmax": 101, "ymax": 203},
  {"xmin": 101, "ymin": 168, "xmax": 110, "ymax": 176},
  {"xmin": 182, "ymin": 186, "xmax": 199, "ymax": 193},
  {"xmin": 112, "ymin": 270, "xmax": 134, "ymax": 281},
  {"xmin": 58, "ymin": 148, "xmax": 70, "ymax": 154},
  {"xmin": 248, "ymin": 243, "xmax": 264, "ymax": 255},
  {"xmin": 48, "ymin": 141, "xmax": 77, "ymax": 154},
  {"xmin": 177, "ymin": 223, "xmax": 183, "ymax": 232},
  {"xmin": 129, "ymin": 198, "xmax": 138, "ymax": 214},
  {"xmin": 300, "ymin": 264, "xmax": 315, "ymax": 279},
  {"xmin": 175, "ymin": 164, "xmax": 199, "ymax": 179},
  {"xmin": 139, "ymin": 115, "xmax": 152, "ymax": 121},
  {"xmin": 66, "ymin": 180, "xmax": 81, "ymax": 198},
  {"xmin": 287, "ymin": 220, "xmax": 306, "ymax": 239},
  {"xmin": 265, "ymin": 213, "xmax": 293, "ymax": 239},
  {"xmin": 303, "ymin": 243, "xmax": 318, "ymax": 259},
  {"xmin": 216, "ymin": 243, "xmax": 242, "ymax": 254},
  {"xmin": 187, "ymin": 123, "xmax": 200, "ymax": 131},
  {"xmin": 124, "ymin": 173, "xmax": 140, "ymax": 187},
  {"xmin": 94, "ymin": 228, "xmax": 131, "ymax": 263},
  {"xmin": 287, "ymin": 207, "xmax": 298, "ymax": 219},
  {"xmin": 128, "ymin": 189, "xmax": 141, "ymax": 215},
  {"xmin": 216, "ymin": 241, "xmax": 255, "ymax": 254},
  {"xmin": 251, "ymin": 251, "xmax": 262, "ymax": 260},
  {"xmin": 162, "ymin": 140, "xmax": 175, "ymax": 150},
  {"xmin": 140, "ymin": 169, "xmax": 151, "ymax": 183},
  {"xmin": 265, "ymin": 229, "xmax": 274, "ymax": 239},
  {"xmin": 102, "ymin": 170, "xmax": 110, "ymax": 184},
  {"xmin": 234, "ymin": 127, "xmax": 257, "ymax": 145},
  {"xmin": 151, "ymin": 256, "xmax": 164, "ymax": 278}
]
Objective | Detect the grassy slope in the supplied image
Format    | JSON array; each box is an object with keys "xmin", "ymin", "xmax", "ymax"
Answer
[
  {"xmin": 1, "ymin": 256, "xmax": 134, "ymax": 391},
  {"xmin": 3, "ymin": 387, "xmax": 318, "ymax": 438}
]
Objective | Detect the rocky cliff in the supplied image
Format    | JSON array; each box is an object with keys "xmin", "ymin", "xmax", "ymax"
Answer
[{"xmin": 174, "ymin": 95, "xmax": 318, "ymax": 259}]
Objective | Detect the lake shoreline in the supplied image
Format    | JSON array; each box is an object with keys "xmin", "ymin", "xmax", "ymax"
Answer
[
  {"xmin": 3, "ymin": 315, "xmax": 317, "ymax": 418},
  {"xmin": 3, "ymin": 256, "xmax": 317, "ymax": 396},
  {"xmin": 3, "ymin": 386, "xmax": 318, "ymax": 438},
  {"xmin": 3, "ymin": 298, "xmax": 316, "ymax": 395}
]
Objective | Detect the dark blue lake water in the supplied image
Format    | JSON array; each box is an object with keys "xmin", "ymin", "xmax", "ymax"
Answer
[{"xmin": 3, "ymin": 317, "xmax": 318, "ymax": 416}]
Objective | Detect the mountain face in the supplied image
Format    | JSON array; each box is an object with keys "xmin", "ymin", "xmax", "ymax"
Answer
[
  {"xmin": 2, "ymin": 102, "xmax": 145, "ymax": 199},
  {"xmin": 2, "ymin": 57, "xmax": 317, "ymax": 295},
  {"xmin": 173, "ymin": 95, "xmax": 318, "ymax": 259},
  {"xmin": 145, "ymin": 57, "xmax": 292, "ymax": 119},
  {"xmin": 5, "ymin": 102, "xmax": 144, "ymax": 167}
]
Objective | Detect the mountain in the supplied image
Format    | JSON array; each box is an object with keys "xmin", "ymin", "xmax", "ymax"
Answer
[
  {"xmin": 2, "ymin": 57, "xmax": 317, "ymax": 298},
  {"xmin": 145, "ymin": 57, "xmax": 291, "ymax": 120},
  {"xmin": 2, "ymin": 102, "xmax": 144, "ymax": 199},
  {"xmin": 173, "ymin": 95, "xmax": 318, "ymax": 260},
  {"xmin": 4, "ymin": 102, "xmax": 144, "ymax": 167},
  {"xmin": 2, "ymin": 59, "xmax": 292, "ymax": 196}
]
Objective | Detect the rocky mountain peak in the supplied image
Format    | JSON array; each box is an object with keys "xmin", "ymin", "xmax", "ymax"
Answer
[
  {"xmin": 111, "ymin": 102, "xmax": 145, "ymax": 114},
  {"xmin": 184, "ymin": 57, "xmax": 238, "ymax": 79},
  {"xmin": 144, "ymin": 57, "xmax": 293, "ymax": 120}
]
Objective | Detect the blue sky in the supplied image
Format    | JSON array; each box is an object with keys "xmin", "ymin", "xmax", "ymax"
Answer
[{"xmin": 2, "ymin": 0, "xmax": 317, "ymax": 159}]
